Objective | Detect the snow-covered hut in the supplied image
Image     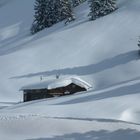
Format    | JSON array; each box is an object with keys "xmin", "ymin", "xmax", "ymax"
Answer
[{"xmin": 21, "ymin": 76, "xmax": 92, "ymax": 102}]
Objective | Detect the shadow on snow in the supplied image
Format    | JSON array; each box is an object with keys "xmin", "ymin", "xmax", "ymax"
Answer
[
  {"xmin": 11, "ymin": 50, "xmax": 140, "ymax": 79},
  {"xmin": 26, "ymin": 128, "xmax": 140, "ymax": 140},
  {"xmin": 54, "ymin": 79, "xmax": 140, "ymax": 105}
]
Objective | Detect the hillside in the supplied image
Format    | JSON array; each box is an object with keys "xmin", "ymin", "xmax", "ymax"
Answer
[
  {"xmin": 0, "ymin": 0, "xmax": 139, "ymax": 101},
  {"xmin": 0, "ymin": 0, "xmax": 140, "ymax": 139}
]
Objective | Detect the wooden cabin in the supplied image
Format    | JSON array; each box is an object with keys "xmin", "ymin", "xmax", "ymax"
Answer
[{"xmin": 21, "ymin": 77, "xmax": 92, "ymax": 102}]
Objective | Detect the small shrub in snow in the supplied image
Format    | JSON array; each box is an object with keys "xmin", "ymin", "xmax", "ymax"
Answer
[{"xmin": 138, "ymin": 38, "xmax": 140, "ymax": 48}]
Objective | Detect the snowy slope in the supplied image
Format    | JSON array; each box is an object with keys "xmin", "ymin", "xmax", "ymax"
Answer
[
  {"xmin": 0, "ymin": 0, "xmax": 140, "ymax": 139},
  {"xmin": 0, "ymin": 0, "xmax": 140, "ymax": 101},
  {"xmin": 0, "ymin": 115, "xmax": 140, "ymax": 140},
  {"xmin": 2, "ymin": 77, "xmax": 140, "ymax": 123}
]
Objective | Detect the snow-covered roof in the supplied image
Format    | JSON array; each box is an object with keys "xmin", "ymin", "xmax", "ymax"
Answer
[{"xmin": 20, "ymin": 76, "xmax": 92, "ymax": 91}]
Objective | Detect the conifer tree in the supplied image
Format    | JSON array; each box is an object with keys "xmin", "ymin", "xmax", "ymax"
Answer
[
  {"xmin": 52, "ymin": 0, "xmax": 63, "ymax": 23},
  {"xmin": 61, "ymin": 0, "xmax": 75, "ymax": 24},
  {"xmin": 103, "ymin": 0, "xmax": 117, "ymax": 15},
  {"xmin": 31, "ymin": 0, "xmax": 76, "ymax": 34},
  {"xmin": 45, "ymin": 0, "xmax": 59, "ymax": 25},
  {"xmin": 31, "ymin": 0, "xmax": 48, "ymax": 34},
  {"xmin": 72, "ymin": 0, "xmax": 81, "ymax": 7},
  {"xmin": 88, "ymin": 0, "xmax": 102, "ymax": 20},
  {"xmin": 71, "ymin": 0, "xmax": 87, "ymax": 7},
  {"xmin": 88, "ymin": 0, "xmax": 117, "ymax": 20}
]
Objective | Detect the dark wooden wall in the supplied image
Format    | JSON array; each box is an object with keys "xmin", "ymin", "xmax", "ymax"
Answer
[
  {"xmin": 23, "ymin": 89, "xmax": 53, "ymax": 102},
  {"xmin": 23, "ymin": 83, "xmax": 86, "ymax": 102}
]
